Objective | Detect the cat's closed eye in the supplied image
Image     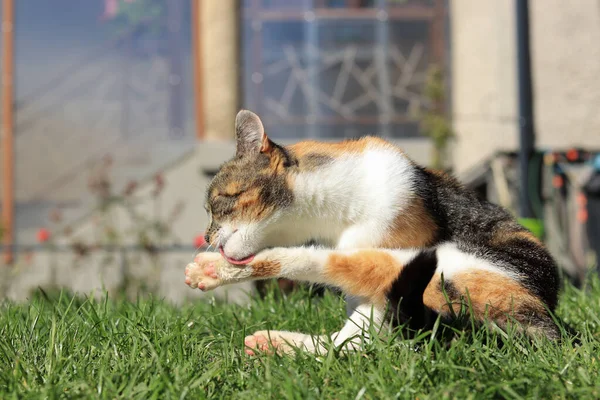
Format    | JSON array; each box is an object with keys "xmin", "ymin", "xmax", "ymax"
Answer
[{"xmin": 216, "ymin": 191, "xmax": 243, "ymax": 199}]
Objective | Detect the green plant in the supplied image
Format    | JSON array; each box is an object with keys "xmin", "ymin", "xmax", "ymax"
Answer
[{"xmin": 419, "ymin": 65, "xmax": 455, "ymax": 171}]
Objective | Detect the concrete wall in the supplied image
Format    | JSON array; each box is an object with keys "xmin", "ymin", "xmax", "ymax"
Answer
[
  {"xmin": 1, "ymin": 143, "xmax": 255, "ymax": 304},
  {"xmin": 450, "ymin": 0, "xmax": 600, "ymax": 176},
  {"xmin": 450, "ymin": 0, "xmax": 519, "ymax": 175},
  {"xmin": 530, "ymin": 0, "xmax": 600, "ymax": 149}
]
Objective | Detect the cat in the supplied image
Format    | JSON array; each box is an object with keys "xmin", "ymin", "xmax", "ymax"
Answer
[{"xmin": 184, "ymin": 109, "xmax": 561, "ymax": 355}]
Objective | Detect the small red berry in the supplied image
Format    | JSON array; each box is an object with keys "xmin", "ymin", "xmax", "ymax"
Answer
[
  {"xmin": 576, "ymin": 193, "xmax": 587, "ymax": 207},
  {"xmin": 577, "ymin": 209, "xmax": 588, "ymax": 223},
  {"xmin": 37, "ymin": 228, "xmax": 51, "ymax": 243},
  {"xmin": 552, "ymin": 175, "xmax": 564, "ymax": 188}
]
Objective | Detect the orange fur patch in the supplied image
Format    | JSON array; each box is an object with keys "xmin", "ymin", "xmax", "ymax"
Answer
[
  {"xmin": 492, "ymin": 228, "xmax": 542, "ymax": 247},
  {"xmin": 251, "ymin": 259, "xmax": 282, "ymax": 278},
  {"xmin": 380, "ymin": 197, "xmax": 439, "ymax": 248},
  {"xmin": 422, "ymin": 274, "xmax": 462, "ymax": 315},
  {"xmin": 234, "ymin": 188, "xmax": 270, "ymax": 220},
  {"xmin": 325, "ymin": 250, "xmax": 403, "ymax": 305},
  {"xmin": 423, "ymin": 271, "xmax": 545, "ymax": 323},
  {"xmin": 288, "ymin": 137, "xmax": 402, "ymax": 167},
  {"xmin": 289, "ymin": 138, "xmax": 368, "ymax": 159},
  {"xmin": 225, "ymin": 181, "xmax": 241, "ymax": 195}
]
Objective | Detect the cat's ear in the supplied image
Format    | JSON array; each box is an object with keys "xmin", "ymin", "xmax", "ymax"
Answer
[{"xmin": 235, "ymin": 110, "xmax": 272, "ymax": 157}]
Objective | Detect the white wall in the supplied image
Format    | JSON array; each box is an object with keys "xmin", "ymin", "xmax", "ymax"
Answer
[
  {"xmin": 450, "ymin": 0, "xmax": 519, "ymax": 175},
  {"xmin": 450, "ymin": 0, "xmax": 600, "ymax": 176},
  {"xmin": 530, "ymin": 0, "xmax": 600, "ymax": 150}
]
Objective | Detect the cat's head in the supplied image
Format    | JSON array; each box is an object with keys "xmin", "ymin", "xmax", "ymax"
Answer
[{"xmin": 203, "ymin": 110, "xmax": 296, "ymax": 264}]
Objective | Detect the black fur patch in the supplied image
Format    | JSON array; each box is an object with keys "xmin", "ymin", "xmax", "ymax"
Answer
[
  {"xmin": 387, "ymin": 249, "xmax": 438, "ymax": 331},
  {"xmin": 442, "ymin": 280, "xmax": 460, "ymax": 301},
  {"xmin": 412, "ymin": 167, "xmax": 560, "ymax": 311},
  {"xmin": 271, "ymin": 141, "xmax": 298, "ymax": 168},
  {"xmin": 302, "ymin": 153, "xmax": 334, "ymax": 170}
]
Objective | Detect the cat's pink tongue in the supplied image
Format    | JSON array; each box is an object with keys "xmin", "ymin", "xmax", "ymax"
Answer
[{"xmin": 219, "ymin": 246, "xmax": 255, "ymax": 265}]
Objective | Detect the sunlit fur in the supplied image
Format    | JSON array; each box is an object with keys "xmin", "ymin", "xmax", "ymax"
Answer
[{"xmin": 191, "ymin": 110, "xmax": 561, "ymax": 355}]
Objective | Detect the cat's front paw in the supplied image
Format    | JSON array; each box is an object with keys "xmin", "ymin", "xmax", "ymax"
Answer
[{"xmin": 184, "ymin": 253, "xmax": 225, "ymax": 291}]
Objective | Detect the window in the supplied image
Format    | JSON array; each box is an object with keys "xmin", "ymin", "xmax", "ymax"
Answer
[{"xmin": 241, "ymin": 0, "xmax": 447, "ymax": 139}]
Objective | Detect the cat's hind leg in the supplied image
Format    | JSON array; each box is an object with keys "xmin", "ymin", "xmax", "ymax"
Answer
[
  {"xmin": 421, "ymin": 270, "xmax": 561, "ymax": 341},
  {"xmin": 415, "ymin": 243, "xmax": 561, "ymax": 341},
  {"xmin": 243, "ymin": 302, "xmax": 386, "ymax": 355},
  {"xmin": 243, "ymin": 330, "xmax": 326, "ymax": 355}
]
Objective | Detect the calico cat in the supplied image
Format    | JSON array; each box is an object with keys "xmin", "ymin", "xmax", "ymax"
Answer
[{"xmin": 184, "ymin": 109, "xmax": 561, "ymax": 355}]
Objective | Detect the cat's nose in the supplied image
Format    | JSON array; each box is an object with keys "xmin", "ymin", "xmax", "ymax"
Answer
[{"xmin": 204, "ymin": 234, "xmax": 210, "ymax": 244}]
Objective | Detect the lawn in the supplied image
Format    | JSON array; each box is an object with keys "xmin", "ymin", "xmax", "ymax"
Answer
[{"xmin": 1, "ymin": 277, "xmax": 600, "ymax": 399}]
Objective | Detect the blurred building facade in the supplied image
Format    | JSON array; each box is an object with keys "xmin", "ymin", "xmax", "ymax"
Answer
[
  {"xmin": 3, "ymin": 0, "xmax": 600, "ymax": 299},
  {"xmin": 1, "ymin": 0, "xmax": 443, "ymax": 300},
  {"xmin": 5, "ymin": 0, "xmax": 600, "ymax": 245},
  {"xmin": 202, "ymin": 0, "xmax": 600, "ymax": 177}
]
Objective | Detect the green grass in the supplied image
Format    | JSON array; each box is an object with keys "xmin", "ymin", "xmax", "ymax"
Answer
[{"xmin": 1, "ymin": 278, "xmax": 600, "ymax": 400}]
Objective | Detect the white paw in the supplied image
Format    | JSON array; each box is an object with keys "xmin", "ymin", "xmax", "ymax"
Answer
[
  {"xmin": 243, "ymin": 330, "xmax": 313, "ymax": 356},
  {"xmin": 184, "ymin": 252, "xmax": 224, "ymax": 291}
]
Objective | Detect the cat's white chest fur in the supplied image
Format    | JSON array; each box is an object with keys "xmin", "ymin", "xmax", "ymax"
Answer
[{"xmin": 291, "ymin": 143, "xmax": 416, "ymax": 249}]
